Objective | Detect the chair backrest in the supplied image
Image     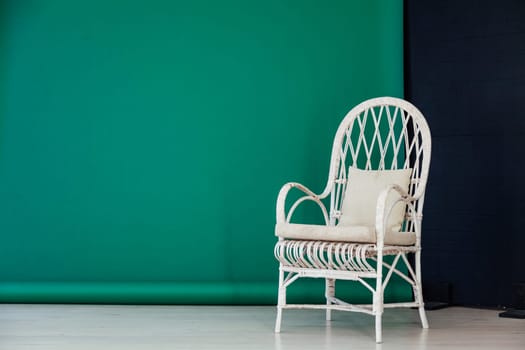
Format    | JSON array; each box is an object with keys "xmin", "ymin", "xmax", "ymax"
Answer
[{"xmin": 322, "ymin": 97, "xmax": 431, "ymax": 232}]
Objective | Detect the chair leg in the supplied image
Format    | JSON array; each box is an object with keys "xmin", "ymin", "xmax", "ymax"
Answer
[
  {"xmin": 375, "ymin": 313, "xmax": 382, "ymax": 343},
  {"xmin": 374, "ymin": 288, "xmax": 384, "ymax": 343},
  {"xmin": 325, "ymin": 278, "xmax": 335, "ymax": 321},
  {"xmin": 374, "ymin": 252, "xmax": 384, "ymax": 343},
  {"xmin": 275, "ymin": 308, "xmax": 283, "ymax": 333},
  {"xmin": 275, "ymin": 267, "xmax": 285, "ymax": 333},
  {"xmin": 418, "ymin": 303, "xmax": 429, "ymax": 329},
  {"xmin": 415, "ymin": 251, "xmax": 429, "ymax": 329}
]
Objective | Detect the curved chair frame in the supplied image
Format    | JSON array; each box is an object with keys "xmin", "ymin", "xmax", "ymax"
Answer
[{"xmin": 274, "ymin": 97, "xmax": 431, "ymax": 343}]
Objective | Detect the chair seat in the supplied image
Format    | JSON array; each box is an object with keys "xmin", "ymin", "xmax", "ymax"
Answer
[{"xmin": 275, "ymin": 222, "xmax": 416, "ymax": 246}]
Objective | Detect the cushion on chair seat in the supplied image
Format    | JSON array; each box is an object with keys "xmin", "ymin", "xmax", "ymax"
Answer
[{"xmin": 275, "ymin": 222, "xmax": 416, "ymax": 246}]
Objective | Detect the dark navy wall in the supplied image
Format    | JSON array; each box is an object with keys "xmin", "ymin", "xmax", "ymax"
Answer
[{"xmin": 405, "ymin": 0, "xmax": 525, "ymax": 307}]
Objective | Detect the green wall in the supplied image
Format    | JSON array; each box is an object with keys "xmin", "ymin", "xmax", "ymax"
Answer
[{"xmin": 0, "ymin": 0, "xmax": 405, "ymax": 304}]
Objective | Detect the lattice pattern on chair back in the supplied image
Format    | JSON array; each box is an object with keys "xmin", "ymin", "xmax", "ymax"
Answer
[{"xmin": 325, "ymin": 97, "xmax": 431, "ymax": 231}]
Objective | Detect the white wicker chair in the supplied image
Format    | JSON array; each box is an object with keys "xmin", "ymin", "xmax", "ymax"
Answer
[{"xmin": 273, "ymin": 97, "xmax": 431, "ymax": 343}]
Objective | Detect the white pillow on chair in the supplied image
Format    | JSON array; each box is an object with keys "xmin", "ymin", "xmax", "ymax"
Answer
[{"xmin": 338, "ymin": 167, "xmax": 412, "ymax": 231}]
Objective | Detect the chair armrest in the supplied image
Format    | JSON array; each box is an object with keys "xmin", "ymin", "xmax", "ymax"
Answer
[
  {"xmin": 276, "ymin": 182, "xmax": 329, "ymax": 224},
  {"xmin": 375, "ymin": 184, "xmax": 418, "ymax": 247}
]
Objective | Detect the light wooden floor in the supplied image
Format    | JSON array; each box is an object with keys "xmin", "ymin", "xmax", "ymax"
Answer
[{"xmin": 0, "ymin": 304, "xmax": 523, "ymax": 349}]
